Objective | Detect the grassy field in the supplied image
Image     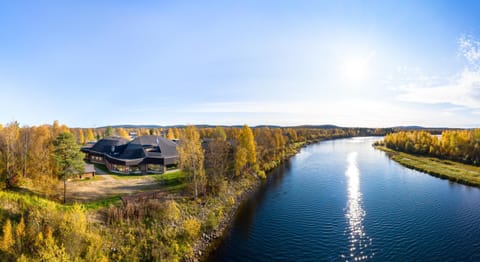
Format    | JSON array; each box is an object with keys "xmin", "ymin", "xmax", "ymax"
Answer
[
  {"xmin": 375, "ymin": 146, "xmax": 480, "ymax": 187},
  {"xmin": 82, "ymin": 195, "xmax": 122, "ymax": 210}
]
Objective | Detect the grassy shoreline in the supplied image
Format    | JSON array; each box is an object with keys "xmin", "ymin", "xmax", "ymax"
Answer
[{"xmin": 374, "ymin": 145, "xmax": 480, "ymax": 187}]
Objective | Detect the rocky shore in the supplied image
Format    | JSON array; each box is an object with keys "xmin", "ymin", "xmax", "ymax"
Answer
[{"xmin": 191, "ymin": 179, "xmax": 259, "ymax": 261}]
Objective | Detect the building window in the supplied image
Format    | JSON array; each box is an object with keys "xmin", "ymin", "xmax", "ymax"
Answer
[
  {"xmin": 91, "ymin": 155, "xmax": 103, "ymax": 162},
  {"xmin": 111, "ymin": 164, "xmax": 127, "ymax": 173},
  {"xmin": 130, "ymin": 166, "xmax": 141, "ymax": 174},
  {"xmin": 147, "ymin": 164, "xmax": 162, "ymax": 172}
]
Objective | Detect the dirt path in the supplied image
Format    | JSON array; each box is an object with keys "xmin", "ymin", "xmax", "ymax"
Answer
[{"xmin": 67, "ymin": 172, "xmax": 162, "ymax": 203}]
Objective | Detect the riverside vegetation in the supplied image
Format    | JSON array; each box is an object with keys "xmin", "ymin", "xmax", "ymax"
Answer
[
  {"xmin": 375, "ymin": 129, "xmax": 480, "ymax": 187},
  {"xmin": 0, "ymin": 121, "xmax": 387, "ymax": 261}
]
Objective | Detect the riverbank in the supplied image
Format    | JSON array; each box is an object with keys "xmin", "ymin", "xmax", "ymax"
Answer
[
  {"xmin": 195, "ymin": 141, "xmax": 309, "ymax": 261},
  {"xmin": 375, "ymin": 146, "xmax": 480, "ymax": 187}
]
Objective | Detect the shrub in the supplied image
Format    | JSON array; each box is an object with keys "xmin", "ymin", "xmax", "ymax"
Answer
[
  {"xmin": 182, "ymin": 218, "xmax": 201, "ymax": 241},
  {"xmin": 205, "ymin": 212, "xmax": 219, "ymax": 231},
  {"xmin": 258, "ymin": 170, "xmax": 267, "ymax": 180},
  {"xmin": 163, "ymin": 200, "xmax": 181, "ymax": 224}
]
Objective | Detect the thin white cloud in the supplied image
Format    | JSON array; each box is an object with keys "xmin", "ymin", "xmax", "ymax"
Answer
[
  {"xmin": 396, "ymin": 35, "xmax": 480, "ymax": 109},
  {"xmin": 459, "ymin": 35, "xmax": 480, "ymax": 66},
  {"xmin": 397, "ymin": 69, "xmax": 480, "ymax": 108}
]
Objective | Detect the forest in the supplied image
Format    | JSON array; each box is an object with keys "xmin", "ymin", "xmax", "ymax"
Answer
[
  {"xmin": 0, "ymin": 121, "xmax": 387, "ymax": 261},
  {"xmin": 377, "ymin": 129, "xmax": 480, "ymax": 166}
]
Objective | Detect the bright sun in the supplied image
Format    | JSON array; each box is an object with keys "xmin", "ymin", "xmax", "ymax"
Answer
[{"xmin": 339, "ymin": 52, "xmax": 375, "ymax": 85}]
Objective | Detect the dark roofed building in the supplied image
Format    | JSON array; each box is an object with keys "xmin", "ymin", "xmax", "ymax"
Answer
[{"xmin": 81, "ymin": 136, "xmax": 179, "ymax": 174}]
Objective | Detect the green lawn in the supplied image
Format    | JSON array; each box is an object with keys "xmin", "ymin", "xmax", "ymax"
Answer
[
  {"xmin": 375, "ymin": 146, "xmax": 480, "ymax": 187},
  {"xmin": 82, "ymin": 195, "xmax": 122, "ymax": 210},
  {"xmin": 157, "ymin": 170, "xmax": 187, "ymax": 192}
]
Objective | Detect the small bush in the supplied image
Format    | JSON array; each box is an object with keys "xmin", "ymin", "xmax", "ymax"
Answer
[
  {"xmin": 258, "ymin": 171, "xmax": 267, "ymax": 180},
  {"xmin": 182, "ymin": 218, "xmax": 201, "ymax": 241},
  {"xmin": 163, "ymin": 200, "xmax": 181, "ymax": 224},
  {"xmin": 205, "ymin": 212, "xmax": 219, "ymax": 231},
  {"xmin": 228, "ymin": 196, "xmax": 235, "ymax": 206}
]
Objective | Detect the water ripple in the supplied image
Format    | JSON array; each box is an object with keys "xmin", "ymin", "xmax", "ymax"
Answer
[{"xmin": 343, "ymin": 152, "xmax": 373, "ymax": 261}]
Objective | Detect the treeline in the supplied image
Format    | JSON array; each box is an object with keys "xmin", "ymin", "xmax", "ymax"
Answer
[
  {"xmin": 0, "ymin": 120, "xmax": 388, "ymax": 195},
  {"xmin": 377, "ymin": 129, "xmax": 480, "ymax": 166},
  {"xmin": 179, "ymin": 125, "xmax": 389, "ymax": 199}
]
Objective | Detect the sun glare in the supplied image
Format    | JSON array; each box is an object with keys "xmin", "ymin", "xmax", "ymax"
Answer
[{"xmin": 339, "ymin": 52, "xmax": 375, "ymax": 85}]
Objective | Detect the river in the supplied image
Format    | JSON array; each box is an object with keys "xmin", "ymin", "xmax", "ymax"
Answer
[{"xmin": 209, "ymin": 137, "xmax": 480, "ymax": 261}]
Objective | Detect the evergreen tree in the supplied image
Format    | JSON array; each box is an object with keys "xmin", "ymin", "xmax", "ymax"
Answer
[
  {"xmin": 53, "ymin": 132, "xmax": 84, "ymax": 203},
  {"xmin": 104, "ymin": 126, "xmax": 114, "ymax": 137}
]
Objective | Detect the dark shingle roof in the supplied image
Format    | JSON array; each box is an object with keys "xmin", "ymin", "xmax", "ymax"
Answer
[
  {"xmin": 91, "ymin": 137, "xmax": 129, "ymax": 154},
  {"xmin": 87, "ymin": 135, "xmax": 178, "ymax": 162}
]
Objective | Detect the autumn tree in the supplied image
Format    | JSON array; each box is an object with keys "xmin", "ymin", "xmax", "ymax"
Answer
[
  {"xmin": 86, "ymin": 128, "xmax": 95, "ymax": 142},
  {"xmin": 53, "ymin": 132, "xmax": 84, "ymax": 203},
  {"xmin": 15, "ymin": 216, "xmax": 25, "ymax": 255},
  {"xmin": 204, "ymin": 127, "xmax": 230, "ymax": 195},
  {"xmin": 0, "ymin": 121, "xmax": 20, "ymax": 188},
  {"xmin": 29, "ymin": 125, "xmax": 57, "ymax": 196},
  {"xmin": 239, "ymin": 125, "xmax": 256, "ymax": 166},
  {"xmin": 78, "ymin": 129, "xmax": 85, "ymax": 144},
  {"xmin": 1, "ymin": 219, "xmax": 13, "ymax": 253},
  {"xmin": 19, "ymin": 126, "xmax": 32, "ymax": 179},
  {"xmin": 234, "ymin": 147, "xmax": 248, "ymax": 177},
  {"xmin": 117, "ymin": 128, "xmax": 130, "ymax": 139},
  {"xmin": 166, "ymin": 128, "xmax": 175, "ymax": 140},
  {"xmin": 234, "ymin": 125, "xmax": 257, "ymax": 176},
  {"xmin": 274, "ymin": 128, "xmax": 286, "ymax": 159},
  {"xmin": 173, "ymin": 128, "xmax": 180, "ymax": 139},
  {"xmin": 178, "ymin": 126, "xmax": 205, "ymax": 199}
]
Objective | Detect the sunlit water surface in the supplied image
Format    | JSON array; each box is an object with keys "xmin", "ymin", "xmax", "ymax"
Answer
[{"xmin": 210, "ymin": 137, "xmax": 480, "ymax": 261}]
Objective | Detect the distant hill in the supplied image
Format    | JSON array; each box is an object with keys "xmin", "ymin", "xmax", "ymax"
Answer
[
  {"xmin": 99, "ymin": 124, "xmax": 343, "ymax": 129},
  {"xmin": 292, "ymin": 124, "xmax": 341, "ymax": 129},
  {"xmin": 96, "ymin": 124, "xmax": 459, "ymax": 131},
  {"xmin": 391, "ymin": 126, "xmax": 457, "ymax": 131},
  {"xmin": 391, "ymin": 125, "xmax": 427, "ymax": 130},
  {"xmin": 98, "ymin": 124, "xmax": 244, "ymax": 129}
]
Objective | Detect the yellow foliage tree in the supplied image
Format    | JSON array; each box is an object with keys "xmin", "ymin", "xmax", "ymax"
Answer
[
  {"xmin": 173, "ymin": 128, "xmax": 180, "ymax": 139},
  {"xmin": 166, "ymin": 128, "xmax": 175, "ymax": 140},
  {"xmin": 239, "ymin": 124, "xmax": 256, "ymax": 166},
  {"xmin": 38, "ymin": 226, "xmax": 70, "ymax": 261},
  {"xmin": 86, "ymin": 128, "xmax": 95, "ymax": 142},
  {"xmin": 178, "ymin": 126, "xmax": 205, "ymax": 199},
  {"xmin": 15, "ymin": 216, "xmax": 25, "ymax": 253},
  {"xmin": 78, "ymin": 129, "xmax": 85, "ymax": 144},
  {"xmin": 1, "ymin": 219, "xmax": 13, "ymax": 252},
  {"xmin": 234, "ymin": 147, "xmax": 247, "ymax": 177},
  {"xmin": 117, "ymin": 128, "xmax": 130, "ymax": 139}
]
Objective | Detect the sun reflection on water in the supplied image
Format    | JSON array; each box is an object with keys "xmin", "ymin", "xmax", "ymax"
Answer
[{"xmin": 343, "ymin": 152, "xmax": 373, "ymax": 261}]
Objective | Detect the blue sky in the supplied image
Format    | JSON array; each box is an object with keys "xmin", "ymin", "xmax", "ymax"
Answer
[{"xmin": 1, "ymin": 1, "xmax": 480, "ymax": 127}]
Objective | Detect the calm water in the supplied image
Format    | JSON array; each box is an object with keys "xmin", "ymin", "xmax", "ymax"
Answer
[{"xmin": 210, "ymin": 137, "xmax": 480, "ymax": 261}]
